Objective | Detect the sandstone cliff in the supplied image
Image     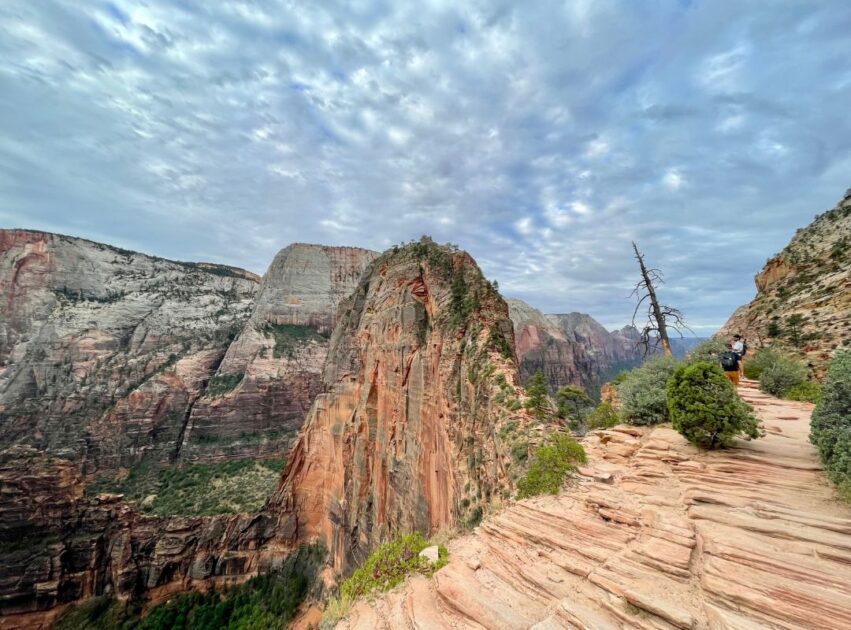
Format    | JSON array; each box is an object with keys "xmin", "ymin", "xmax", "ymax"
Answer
[
  {"xmin": 0, "ymin": 229, "xmax": 259, "ymax": 472},
  {"xmin": 0, "ymin": 233, "xmax": 378, "ymax": 625},
  {"xmin": 267, "ymin": 240, "xmax": 539, "ymax": 576},
  {"xmin": 719, "ymin": 190, "xmax": 851, "ymax": 374},
  {"xmin": 179, "ymin": 244, "xmax": 377, "ymax": 464},
  {"xmin": 507, "ymin": 298, "xmax": 642, "ymax": 394}
]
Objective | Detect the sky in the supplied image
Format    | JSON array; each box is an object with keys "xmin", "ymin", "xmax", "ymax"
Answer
[{"xmin": 1, "ymin": 1, "xmax": 850, "ymax": 333}]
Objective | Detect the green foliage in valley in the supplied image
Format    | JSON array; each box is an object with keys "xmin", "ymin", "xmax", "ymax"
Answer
[
  {"xmin": 667, "ymin": 362, "xmax": 762, "ymax": 449},
  {"xmin": 516, "ymin": 432, "xmax": 587, "ymax": 498},
  {"xmin": 261, "ymin": 323, "xmax": 328, "ymax": 358},
  {"xmin": 97, "ymin": 459, "xmax": 284, "ymax": 516},
  {"xmin": 56, "ymin": 544, "xmax": 324, "ymax": 630},
  {"xmin": 810, "ymin": 350, "xmax": 851, "ymax": 502}
]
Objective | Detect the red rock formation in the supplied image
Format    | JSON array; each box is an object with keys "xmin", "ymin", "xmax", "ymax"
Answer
[
  {"xmin": 267, "ymin": 240, "xmax": 537, "ymax": 575},
  {"xmin": 507, "ymin": 298, "xmax": 643, "ymax": 394},
  {"xmin": 340, "ymin": 382, "xmax": 851, "ymax": 630},
  {"xmin": 719, "ymin": 190, "xmax": 851, "ymax": 375}
]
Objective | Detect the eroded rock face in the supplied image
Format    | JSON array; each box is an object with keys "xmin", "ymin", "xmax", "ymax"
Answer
[
  {"xmin": 507, "ymin": 298, "xmax": 642, "ymax": 393},
  {"xmin": 0, "ymin": 445, "xmax": 271, "ymax": 626},
  {"xmin": 341, "ymin": 382, "xmax": 851, "ymax": 630},
  {"xmin": 719, "ymin": 190, "xmax": 851, "ymax": 375},
  {"xmin": 0, "ymin": 233, "xmax": 378, "ymax": 624},
  {"xmin": 180, "ymin": 244, "xmax": 377, "ymax": 463},
  {"xmin": 0, "ymin": 229, "xmax": 259, "ymax": 470},
  {"xmin": 268, "ymin": 241, "xmax": 537, "ymax": 575}
]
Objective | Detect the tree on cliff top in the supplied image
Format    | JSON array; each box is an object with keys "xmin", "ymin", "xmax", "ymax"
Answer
[{"xmin": 630, "ymin": 242, "xmax": 690, "ymax": 357}]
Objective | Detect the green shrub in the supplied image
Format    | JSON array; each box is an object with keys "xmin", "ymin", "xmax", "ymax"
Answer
[
  {"xmin": 685, "ymin": 339, "xmax": 727, "ymax": 365},
  {"xmin": 743, "ymin": 346, "xmax": 785, "ymax": 380},
  {"xmin": 516, "ymin": 433, "xmax": 587, "ymax": 498},
  {"xmin": 587, "ymin": 403, "xmax": 621, "ymax": 430},
  {"xmin": 759, "ymin": 355, "xmax": 808, "ymax": 397},
  {"xmin": 340, "ymin": 533, "xmax": 448, "ymax": 601},
  {"xmin": 810, "ymin": 350, "xmax": 851, "ymax": 502},
  {"xmin": 667, "ymin": 362, "xmax": 762, "ymax": 449},
  {"xmin": 524, "ymin": 370, "xmax": 552, "ymax": 420},
  {"xmin": 617, "ymin": 357, "xmax": 680, "ymax": 425},
  {"xmin": 205, "ymin": 372, "xmax": 244, "ymax": 397},
  {"xmin": 784, "ymin": 381, "xmax": 823, "ymax": 403}
]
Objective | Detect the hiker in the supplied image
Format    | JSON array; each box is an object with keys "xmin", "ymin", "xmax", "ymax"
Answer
[
  {"xmin": 721, "ymin": 342, "xmax": 740, "ymax": 386},
  {"xmin": 733, "ymin": 334, "xmax": 746, "ymax": 378}
]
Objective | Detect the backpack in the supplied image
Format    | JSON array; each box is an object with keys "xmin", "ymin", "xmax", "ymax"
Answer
[
  {"xmin": 741, "ymin": 341, "xmax": 748, "ymax": 356},
  {"xmin": 720, "ymin": 351, "xmax": 739, "ymax": 371}
]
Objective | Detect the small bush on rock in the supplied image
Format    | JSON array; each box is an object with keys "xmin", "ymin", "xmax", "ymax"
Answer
[
  {"xmin": 340, "ymin": 533, "xmax": 447, "ymax": 601},
  {"xmin": 744, "ymin": 346, "xmax": 786, "ymax": 380},
  {"xmin": 784, "ymin": 381, "xmax": 823, "ymax": 403},
  {"xmin": 617, "ymin": 357, "xmax": 680, "ymax": 425},
  {"xmin": 587, "ymin": 403, "xmax": 621, "ymax": 430},
  {"xmin": 810, "ymin": 350, "xmax": 851, "ymax": 502},
  {"xmin": 667, "ymin": 362, "xmax": 762, "ymax": 449},
  {"xmin": 685, "ymin": 339, "xmax": 727, "ymax": 365},
  {"xmin": 759, "ymin": 354, "xmax": 808, "ymax": 397},
  {"xmin": 516, "ymin": 433, "xmax": 586, "ymax": 498}
]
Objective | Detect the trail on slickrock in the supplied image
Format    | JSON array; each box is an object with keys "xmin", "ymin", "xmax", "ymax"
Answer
[{"xmin": 337, "ymin": 380, "xmax": 851, "ymax": 629}]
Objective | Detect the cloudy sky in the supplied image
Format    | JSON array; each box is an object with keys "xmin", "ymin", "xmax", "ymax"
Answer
[{"xmin": 1, "ymin": 1, "xmax": 849, "ymax": 332}]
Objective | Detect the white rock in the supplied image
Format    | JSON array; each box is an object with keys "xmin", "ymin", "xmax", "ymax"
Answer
[{"xmin": 419, "ymin": 545, "xmax": 440, "ymax": 564}]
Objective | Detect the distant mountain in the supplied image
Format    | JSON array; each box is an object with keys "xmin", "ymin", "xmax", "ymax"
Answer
[{"xmin": 507, "ymin": 299, "xmax": 644, "ymax": 396}]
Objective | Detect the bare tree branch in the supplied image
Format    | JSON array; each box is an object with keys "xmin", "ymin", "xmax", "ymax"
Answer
[{"xmin": 630, "ymin": 242, "xmax": 691, "ymax": 357}]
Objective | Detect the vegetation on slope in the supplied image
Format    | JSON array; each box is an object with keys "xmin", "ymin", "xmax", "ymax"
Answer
[
  {"xmin": 323, "ymin": 533, "xmax": 448, "ymax": 626},
  {"xmin": 56, "ymin": 544, "xmax": 325, "ymax": 630},
  {"xmin": 516, "ymin": 432, "xmax": 587, "ymax": 498},
  {"xmin": 93, "ymin": 459, "xmax": 284, "ymax": 516},
  {"xmin": 810, "ymin": 350, "xmax": 851, "ymax": 502}
]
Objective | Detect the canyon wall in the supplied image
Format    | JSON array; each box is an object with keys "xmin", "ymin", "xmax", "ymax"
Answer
[
  {"xmin": 508, "ymin": 298, "xmax": 643, "ymax": 394},
  {"xmin": 267, "ymin": 240, "xmax": 539, "ymax": 575},
  {"xmin": 719, "ymin": 190, "xmax": 851, "ymax": 375},
  {"xmin": 0, "ymin": 232, "xmax": 376, "ymax": 625},
  {"xmin": 179, "ymin": 244, "xmax": 377, "ymax": 463},
  {"xmin": 0, "ymin": 229, "xmax": 259, "ymax": 473}
]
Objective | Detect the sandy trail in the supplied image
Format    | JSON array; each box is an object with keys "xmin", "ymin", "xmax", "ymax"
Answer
[{"xmin": 338, "ymin": 380, "xmax": 851, "ymax": 629}]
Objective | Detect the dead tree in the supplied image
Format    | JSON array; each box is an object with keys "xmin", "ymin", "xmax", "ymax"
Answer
[{"xmin": 630, "ymin": 242, "xmax": 689, "ymax": 357}]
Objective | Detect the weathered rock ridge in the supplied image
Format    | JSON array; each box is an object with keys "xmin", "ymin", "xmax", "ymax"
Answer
[
  {"xmin": 720, "ymin": 190, "xmax": 851, "ymax": 375},
  {"xmin": 0, "ymin": 229, "xmax": 259, "ymax": 471},
  {"xmin": 268, "ymin": 242, "xmax": 538, "ymax": 576},
  {"xmin": 340, "ymin": 381, "xmax": 851, "ymax": 629},
  {"xmin": 0, "ymin": 232, "xmax": 377, "ymax": 625},
  {"xmin": 180, "ymin": 244, "xmax": 377, "ymax": 463},
  {"xmin": 508, "ymin": 298, "xmax": 643, "ymax": 394}
]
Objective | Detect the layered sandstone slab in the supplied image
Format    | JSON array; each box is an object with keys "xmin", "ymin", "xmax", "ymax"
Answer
[{"xmin": 340, "ymin": 380, "xmax": 851, "ymax": 629}]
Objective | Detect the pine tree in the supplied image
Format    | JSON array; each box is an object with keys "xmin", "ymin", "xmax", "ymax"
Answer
[{"xmin": 525, "ymin": 370, "xmax": 552, "ymax": 421}]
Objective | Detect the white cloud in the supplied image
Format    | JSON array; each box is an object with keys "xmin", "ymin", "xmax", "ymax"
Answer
[
  {"xmin": 663, "ymin": 168, "xmax": 686, "ymax": 191},
  {"xmin": 1, "ymin": 0, "xmax": 849, "ymax": 331}
]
